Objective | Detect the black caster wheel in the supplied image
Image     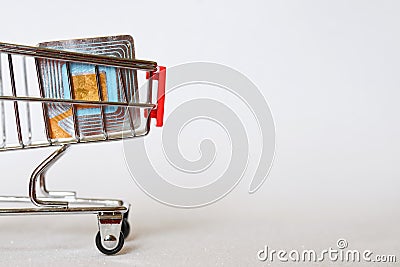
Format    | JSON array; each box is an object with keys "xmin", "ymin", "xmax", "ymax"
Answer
[
  {"xmin": 121, "ymin": 219, "xmax": 131, "ymax": 239},
  {"xmin": 95, "ymin": 231, "xmax": 124, "ymax": 255}
]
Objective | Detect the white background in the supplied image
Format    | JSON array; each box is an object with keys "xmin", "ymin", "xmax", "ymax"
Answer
[{"xmin": 0, "ymin": 0, "xmax": 399, "ymax": 266}]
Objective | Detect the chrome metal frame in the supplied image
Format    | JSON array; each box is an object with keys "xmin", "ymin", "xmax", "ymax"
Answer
[
  {"xmin": 0, "ymin": 143, "xmax": 131, "ymax": 252},
  {"xmin": 0, "ymin": 40, "xmax": 162, "ymax": 254}
]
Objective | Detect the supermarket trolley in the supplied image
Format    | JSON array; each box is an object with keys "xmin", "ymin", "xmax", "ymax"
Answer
[{"xmin": 0, "ymin": 36, "xmax": 166, "ymax": 255}]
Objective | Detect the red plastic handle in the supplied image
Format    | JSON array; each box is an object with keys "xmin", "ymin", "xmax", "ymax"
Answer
[{"xmin": 146, "ymin": 66, "xmax": 166, "ymax": 127}]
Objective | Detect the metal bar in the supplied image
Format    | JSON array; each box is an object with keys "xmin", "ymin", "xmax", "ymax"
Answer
[
  {"xmin": 0, "ymin": 195, "xmax": 128, "ymax": 215},
  {"xmin": 132, "ymin": 67, "xmax": 140, "ymax": 109},
  {"xmin": 0, "ymin": 95, "xmax": 156, "ymax": 108},
  {"xmin": 118, "ymin": 68, "xmax": 135, "ymax": 136},
  {"xmin": 0, "ymin": 42, "xmax": 157, "ymax": 71},
  {"xmin": 0, "ymin": 55, "xmax": 6, "ymax": 147},
  {"xmin": 8, "ymin": 54, "xmax": 23, "ymax": 147},
  {"xmin": 35, "ymin": 59, "xmax": 51, "ymax": 143},
  {"xmin": 22, "ymin": 57, "xmax": 32, "ymax": 144},
  {"xmin": 0, "ymin": 206, "xmax": 127, "ymax": 216},
  {"xmin": 147, "ymin": 71, "xmax": 154, "ymax": 104},
  {"xmin": 0, "ymin": 131, "xmax": 142, "ymax": 152},
  {"xmin": 29, "ymin": 144, "xmax": 70, "ymax": 207},
  {"xmin": 95, "ymin": 66, "xmax": 107, "ymax": 140},
  {"xmin": 66, "ymin": 62, "xmax": 80, "ymax": 141},
  {"xmin": 0, "ymin": 195, "xmax": 124, "ymax": 206}
]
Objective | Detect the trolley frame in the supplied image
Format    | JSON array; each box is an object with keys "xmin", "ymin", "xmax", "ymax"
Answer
[{"xmin": 0, "ymin": 40, "xmax": 166, "ymax": 254}]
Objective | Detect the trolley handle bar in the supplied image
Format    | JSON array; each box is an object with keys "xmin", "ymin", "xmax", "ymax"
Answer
[
  {"xmin": 147, "ymin": 66, "xmax": 166, "ymax": 127},
  {"xmin": 0, "ymin": 42, "xmax": 157, "ymax": 71}
]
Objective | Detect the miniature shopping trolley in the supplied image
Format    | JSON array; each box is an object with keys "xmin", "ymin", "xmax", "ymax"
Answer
[{"xmin": 0, "ymin": 36, "xmax": 165, "ymax": 255}]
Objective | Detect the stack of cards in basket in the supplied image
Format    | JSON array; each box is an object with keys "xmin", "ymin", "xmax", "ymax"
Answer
[{"xmin": 37, "ymin": 35, "xmax": 138, "ymax": 142}]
